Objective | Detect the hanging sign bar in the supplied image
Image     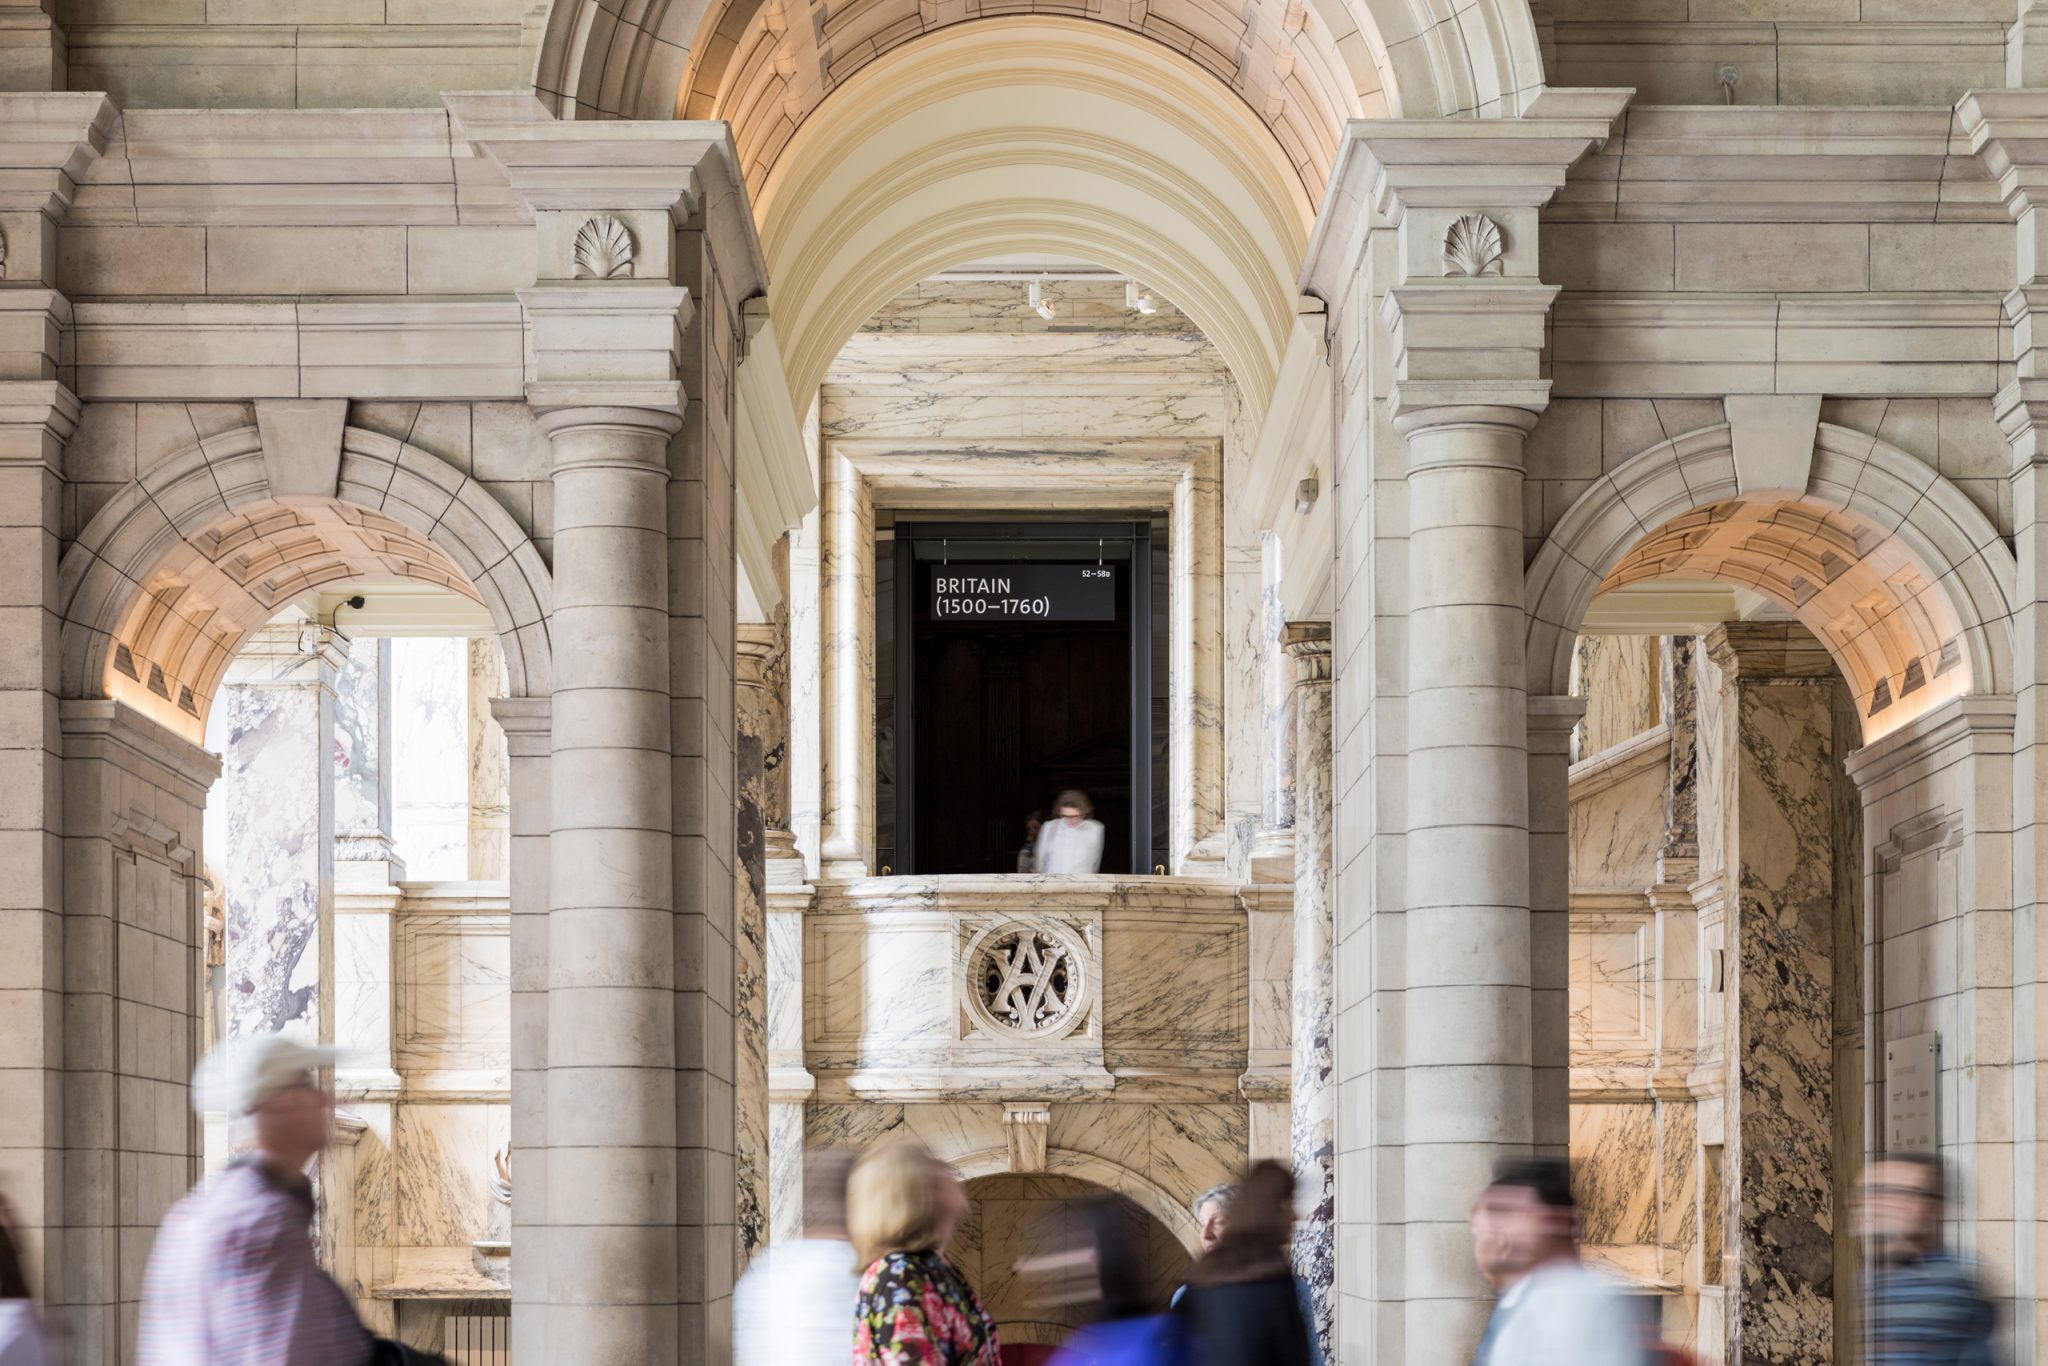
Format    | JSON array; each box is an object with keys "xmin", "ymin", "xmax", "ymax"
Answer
[{"xmin": 928, "ymin": 563, "xmax": 1115, "ymax": 621}]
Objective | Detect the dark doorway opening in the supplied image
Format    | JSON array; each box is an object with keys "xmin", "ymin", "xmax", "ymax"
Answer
[{"xmin": 890, "ymin": 521, "xmax": 1155, "ymax": 875}]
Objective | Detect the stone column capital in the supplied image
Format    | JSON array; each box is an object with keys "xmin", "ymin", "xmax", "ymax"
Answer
[
  {"xmin": 736, "ymin": 622, "xmax": 781, "ymax": 683},
  {"xmin": 1282, "ymin": 621, "xmax": 1332, "ymax": 679},
  {"xmin": 532, "ymin": 402, "xmax": 682, "ymax": 472},
  {"xmin": 1704, "ymin": 622, "xmax": 1837, "ymax": 682},
  {"xmin": 0, "ymin": 378, "xmax": 79, "ymax": 464},
  {"xmin": 521, "ymin": 288, "xmax": 696, "ymax": 416},
  {"xmin": 1526, "ymin": 694, "xmax": 1588, "ymax": 739}
]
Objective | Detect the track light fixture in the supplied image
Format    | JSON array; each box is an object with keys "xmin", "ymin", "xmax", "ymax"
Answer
[
  {"xmin": 1029, "ymin": 276, "xmax": 1057, "ymax": 321},
  {"xmin": 1125, "ymin": 279, "xmax": 1157, "ymax": 314}
]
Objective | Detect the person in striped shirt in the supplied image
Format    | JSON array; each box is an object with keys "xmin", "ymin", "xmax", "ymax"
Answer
[
  {"xmin": 1858, "ymin": 1154, "xmax": 1998, "ymax": 1366},
  {"xmin": 138, "ymin": 1034, "xmax": 373, "ymax": 1366}
]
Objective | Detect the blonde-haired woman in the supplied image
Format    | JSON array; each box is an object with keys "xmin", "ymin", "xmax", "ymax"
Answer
[{"xmin": 849, "ymin": 1140, "xmax": 999, "ymax": 1366}]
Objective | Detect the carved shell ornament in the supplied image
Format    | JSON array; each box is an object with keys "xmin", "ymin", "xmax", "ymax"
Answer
[
  {"xmin": 1442, "ymin": 213, "xmax": 1505, "ymax": 278},
  {"xmin": 572, "ymin": 215, "xmax": 634, "ymax": 280}
]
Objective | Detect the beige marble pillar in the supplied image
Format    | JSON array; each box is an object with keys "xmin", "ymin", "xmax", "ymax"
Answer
[
  {"xmin": 734, "ymin": 624, "xmax": 778, "ymax": 1268},
  {"xmin": 819, "ymin": 449, "xmax": 873, "ymax": 877},
  {"xmin": 1285, "ymin": 622, "xmax": 1334, "ymax": 1362},
  {"xmin": 1397, "ymin": 401, "xmax": 1543, "ymax": 1361},
  {"xmin": 1703, "ymin": 624, "xmax": 1852, "ymax": 1366},
  {"xmin": 492, "ymin": 696, "xmax": 552, "ymax": 1363},
  {"xmin": 535, "ymin": 404, "xmax": 682, "ymax": 1361}
]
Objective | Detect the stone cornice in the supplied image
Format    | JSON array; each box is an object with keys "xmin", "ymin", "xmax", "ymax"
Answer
[
  {"xmin": 1559, "ymin": 104, "xmax": 2003, "ymax": 224},
  {"xmin": 58, "ymin": 698, "xmax": 222, "ymax": 805},
  {"xmin": 0, "ymin": 93, "xmax": 118, "ymax": 216},
  {"xmin": 1840, "ymin": 693, "xmax": 2016, "ymax": 794},
  {"xmin": 1958, "ymin": 89, "xmax": 2048, "ymax": 220}
]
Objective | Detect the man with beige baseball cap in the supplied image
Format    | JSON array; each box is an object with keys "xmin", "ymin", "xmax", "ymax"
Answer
[{"xmin": 137, "ymin": 1033, "xmax": 374, "ymax": 1366}]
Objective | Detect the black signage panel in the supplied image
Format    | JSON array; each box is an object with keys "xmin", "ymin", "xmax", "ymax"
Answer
[{"xmin": 928, "ymin": 563, "xmax": 1115, "ymax": 621}]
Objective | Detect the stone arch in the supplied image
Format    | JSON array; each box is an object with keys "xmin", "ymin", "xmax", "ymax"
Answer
[
  {"xmin": 58, "ymin": 424, "xmax": 553, "ymax": 741},
  {"xmin": 754, "ymin": 18, "xmax": 1313, "ymax": 428},
  {"xmin": 532, "ymin": 0, "xmax": 1541, "ymax": 130},
  {"xmin": 1525, "ymin": 421, "xmax": 2017, "ymax": 740},
  {"xmin": 946, "ymin": 1146, "xmax": 1204, "ymax": 1255}
]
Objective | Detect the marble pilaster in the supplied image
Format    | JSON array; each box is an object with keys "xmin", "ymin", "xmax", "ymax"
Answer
[
  {"xmin": 492, "ymin": 696, "xmax": 552, "ymax": 1364},
  {"xmin": 468, "ymin": 637, "xmax": 511, "ymax": 882},
  {"xmin": 1285, "ymin": 622, "xmax": 1334, "ymax": 1363},
  {"xmin": 735, "ymin": 623, "xmax": 778, "ymax": 1267},
  {"xmin": 218, "ymin": 621, "xmax": 348, "ymax": 1047},
  {"xmin": 1705, "ymin": 623, "xmax": 1846, "ymax": 1366}
]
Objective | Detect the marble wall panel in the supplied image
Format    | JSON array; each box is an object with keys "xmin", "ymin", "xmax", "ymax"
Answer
[
  {"xmin": 1573, "ymin": 1101, "xmax": 1661, "ymax": 1248},
  {"xmin": 395, "ymin": 911, "xmax": 510, "ymax": 1073},
  {"xmin": 466, "ymin": 637, "xmax": 510, "ymax": 882},
  {"xmin": 1569, "ymin": 762, "xmax": 1670, "ymax": 893},
  {"xmin": 806, "ymin": 1102, "xmax": 909, "ymax": 1152},
  {"xmin": 1574, "ymin": 634, "xmax": 1663, "ymax": 758},
  {"xmin": 392, "ymin": 1102, "xmax": 511, "ymax": 1250},
  {"xmin": 391, "ymin": 637, "xmax": 469, "ymax": 881},
  {"xmin": 1570, "ymin": 909, "xmax": 1655, "ymax": 1058},
  {"xmin": 1100, "ymin": 914, "xmax": 1245, "ymax": 1070},
  {"xmin": 806, "ymin": 916, "xmax": 954, "ymax": 1055}
]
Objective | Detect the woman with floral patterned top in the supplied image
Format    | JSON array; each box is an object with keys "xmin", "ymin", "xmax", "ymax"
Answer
[{"xmin": 849, "ymin": 1139, "xmax": 1001, "ymax": 1366}]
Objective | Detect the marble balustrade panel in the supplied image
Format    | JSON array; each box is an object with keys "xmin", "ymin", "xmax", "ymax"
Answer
[
  {"xmin": 1569, "ymin": 758, "xmax": 1670, "ymax": 895},
  {"xmin": 394, "ymin": 904, "xmax": 511, "ymax": 1075}
]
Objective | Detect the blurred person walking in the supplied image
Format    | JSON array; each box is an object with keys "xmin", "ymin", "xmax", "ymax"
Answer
[
  {"xmin": 1173, "ymin": 1161, "xmax": 1315, "ymax": 1366},
  {"xmin": 1034, "ymin": 791, "xmax": 1105, "ymax": 876},
  {"xmin": 1858, "ymin": 1153, "xmax": 1998, "ymax": 1366},
  {"xmin": 1467, "ymin": 1158, "xmax": 1646, "ymax": 1366},
  {"xmin": 734, "ymin": 1148, "xmax": 861, "ymax": 1364},
  {"xmin": 137, "ymin": 1033, "xmax": 376, "ymax": 1366},
  {"xmin": 0, "ymin": 1197, "xmax": 50, "ymax": 1366},
  {"xmin": 850, "ymin": 1140, "xmax": 1000, "ymax": 1366},
  {"xmin": 1046, "ymin": 1198, "xmax": 1190, "ymax": 1366}
]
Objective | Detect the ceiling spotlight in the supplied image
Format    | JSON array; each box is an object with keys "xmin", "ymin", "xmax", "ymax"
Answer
[
  {"xmin": 1125, "ymin": 279, "xmax": 1158, "ymax": 314},
  {"xmin": 1030, "ymin": 276, "xmax": 1057, "ymax": 321}
]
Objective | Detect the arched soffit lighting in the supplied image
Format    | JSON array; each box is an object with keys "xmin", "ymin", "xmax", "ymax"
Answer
[
  {"xmin": 1525, "ymin": 422, "xmax": 2018, "ymax": 744},
  {"xmin": 755, "ymin": 18, "xmax": 1315, "ymax": 426},
  {"xmin": 681, "ymin": 0, "xmax": 1381, "ymax": 200},
  {"xmin": 531, "ymin": 0, "xmax": 1545, "ymax": 131}
]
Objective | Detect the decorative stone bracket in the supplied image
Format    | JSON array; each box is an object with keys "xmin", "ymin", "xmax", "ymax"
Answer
[{"xmin": 1003, "ymin": 1104, "xmax": 1051, "ymax": 1172}]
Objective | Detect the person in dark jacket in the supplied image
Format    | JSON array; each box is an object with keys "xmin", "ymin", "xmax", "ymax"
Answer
[{"xmin": 1173, "ymin": 1161, "xmax": 1315, "ymax": 1366}]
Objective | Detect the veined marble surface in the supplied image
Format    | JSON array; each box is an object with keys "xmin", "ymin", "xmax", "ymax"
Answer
[
  {"xmin": 392, "ymin": 637, "xmax": 469, "ymax": 881},
  {"xmin": 465, "ymin": 638, "xmax": 510, "ymax": 882},
  {"xmin": 220, "ymin": 656, "xmax": 330, "ymax": 1042}
]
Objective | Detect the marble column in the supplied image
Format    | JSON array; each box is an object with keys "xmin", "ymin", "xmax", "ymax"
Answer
[
  {"xmin": 1397, "ymin": 402, "xmax": 1542, "ymax": 1361},
  {"xmin": 1250, "ymin": 532, "xmax": 1296, "ymax": 881},
  {"xmin": 536, "ymin": 404, "xmax": 682, "ymax": 1361},
  {"xmin": 819, "ymin": 448, "xmax": 873, "ymax": 877},
  {"xmin": 735, "ymin": 624, "xmax": 778, "ymax": 1268},
  {"xmin": 333, "ymin": 638, "xmax": 403, "ymax": 1098},
  {"xmin": 1704, "ymin": 624, "xmax": 1845, "ymax": 1366},
  {"xmin": 218, "ymin": 621, "xmax": 348, "ymax": 1048},
  {"xmin": 1285, "ymin": 622, "xmax": 1334, "ymax": 1363}
]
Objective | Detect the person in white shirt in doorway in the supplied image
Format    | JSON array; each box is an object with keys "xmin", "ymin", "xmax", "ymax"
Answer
[
  {"xmin": 1467, "ymin": 1158, "xmax": 1652, "ymax": 1366},
  {"xmin": 1034, "ymin": 789, "xmax": 1106, "ymax": 876}
]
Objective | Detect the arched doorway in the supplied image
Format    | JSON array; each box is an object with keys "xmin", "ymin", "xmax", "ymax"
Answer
[
  {"xmin": 1527, "ymin": 416, "xmax": 2021, "ymax": 1364},
  {"xmin": 52, "ymin": 411, "xmax": 552, "ymax": 1352},
  {"xmin": 954, "ymin": 1171, "xmax": 1193, "ymax": 1364}
]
